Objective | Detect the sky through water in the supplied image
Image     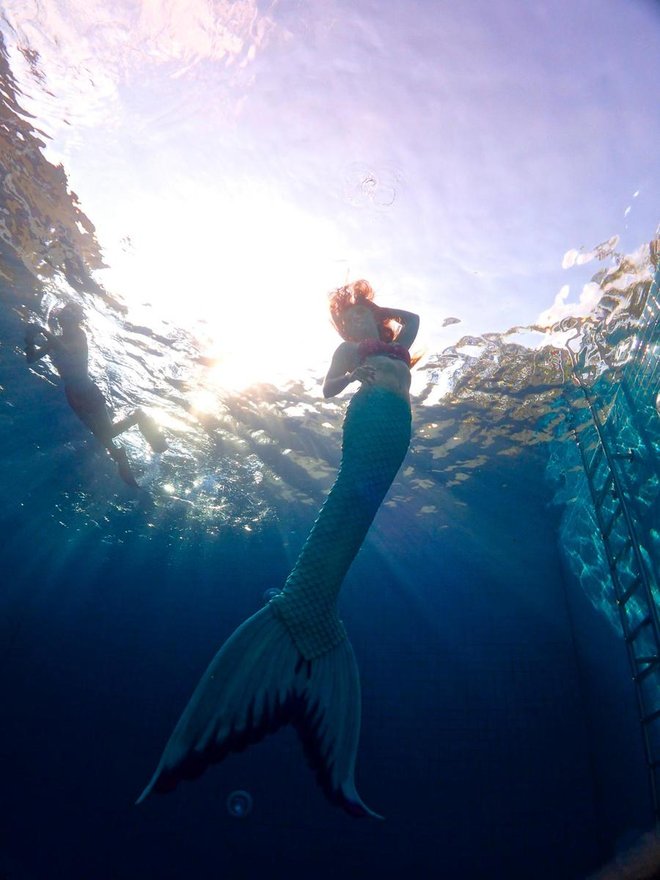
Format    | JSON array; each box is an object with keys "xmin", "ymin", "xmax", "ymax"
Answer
[{"xmin": 0, "ymin": 0, "xmax": 658, "ymax": 389}]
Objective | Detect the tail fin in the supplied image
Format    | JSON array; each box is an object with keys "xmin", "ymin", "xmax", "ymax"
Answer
[{"xmin": 137, "ymin": 605, "xmax": 381, "ymax": 819}]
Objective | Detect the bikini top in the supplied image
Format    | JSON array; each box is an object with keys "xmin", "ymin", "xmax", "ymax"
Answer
[{"xmin": 357, "ymin": 338, "xmax": 411, "ymax": 368}]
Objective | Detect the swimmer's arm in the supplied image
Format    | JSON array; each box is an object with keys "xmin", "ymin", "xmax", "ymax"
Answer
[
  {"xmin": 377, "ymin": 307, "xmax": 420, "ymax": 349},
  {"xmin": 323, "ymin": 342, "xmax": 374, "ymax": 398},
  {"xmin": 24, "ymin": 325, "xmax": 54, "ymax": 362}
]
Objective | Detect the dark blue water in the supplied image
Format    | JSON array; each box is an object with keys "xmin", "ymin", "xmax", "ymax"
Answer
[
  {"xmin": 1, "ymin": 26, "xmax": 658, "ymax": 880},
  {"xmin": 0, "ymin": 330, "xmax": 653, "ymax": 878}
]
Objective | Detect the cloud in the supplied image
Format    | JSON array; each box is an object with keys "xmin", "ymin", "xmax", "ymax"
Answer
[
  {"xmin": 561, "ymin": 234, "xmax": 620, "ymax": 269},
  {"xmin": 536, "ymin": 281, "xmax": 602, "ymax": 328}
]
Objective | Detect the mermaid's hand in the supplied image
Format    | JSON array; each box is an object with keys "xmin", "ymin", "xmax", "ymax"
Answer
[{"xmin": 350, "ymin": 365, "xmax": 376, "ymax": 385}]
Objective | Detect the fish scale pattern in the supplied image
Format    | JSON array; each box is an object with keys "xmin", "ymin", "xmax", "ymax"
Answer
[{"xmin": 271, "ymin": 386, "xmax": 412, "ymax": 659}]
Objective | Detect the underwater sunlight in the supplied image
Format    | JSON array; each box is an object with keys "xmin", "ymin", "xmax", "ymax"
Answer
[{"xmin": 0, "ymin": 1, "xmax": 659, "ymax": 879}]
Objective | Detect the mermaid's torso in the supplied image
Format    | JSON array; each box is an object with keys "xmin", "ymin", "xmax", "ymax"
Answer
[
  {"xmin": 357, "ymin": 338, "xmax": 411, "ymax": 367},
  {"xmin": 355, "ymin": 339, "xmax": 412, "ymax": 399}
]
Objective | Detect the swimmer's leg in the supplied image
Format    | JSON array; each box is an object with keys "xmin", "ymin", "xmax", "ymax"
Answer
[
  {"xmin": 93, "ymin": 419, "xmax": 140, "ymax": 487},
  {"xmin": 109, "ymin": 443, "xmax": 140, "ymax": 488},
  {"xmin": 136, "ymin": 410, "xmax": 167, "ymax": 453},
  {"xmin": 66, "ymin": 385, "xmax": 140, "ymax": 487},
  {"xmin": 111, "ymin": 409, "xmax": 167, "ymax": 453},
  {"xmin": 109, "ymin": 413, "xmax": 140, "ymax": 435}
]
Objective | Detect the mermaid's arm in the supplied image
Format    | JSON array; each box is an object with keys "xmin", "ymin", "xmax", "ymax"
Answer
[
  {"xmin": 375, "ymin": 307, "xmax": 419, "ymax": 348},
  {"xmin": 322, "ymin": 342, "xmax": 374, "ymax": 398}
]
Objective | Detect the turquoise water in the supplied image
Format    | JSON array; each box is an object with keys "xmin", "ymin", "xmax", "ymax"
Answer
[
  {"xmin": 549, "ymin": 272, "xmax": 660, "ymax": 638},
  {"xmin": 1, "ymin": 7, "xmax": 659, "ymax": 879}
]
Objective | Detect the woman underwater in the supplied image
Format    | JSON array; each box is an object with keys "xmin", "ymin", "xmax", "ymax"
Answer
[
  {"xmin": 24, "ymin": 303, "xmax": 166, "ymax": 487},
  {"xmin": 138, "ymin": 280, "xmax": 419, "ymax": 817}
]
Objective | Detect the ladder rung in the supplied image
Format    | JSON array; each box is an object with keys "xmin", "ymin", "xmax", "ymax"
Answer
[
  {"xmin": 635, "ymin": 654, "xmax": 658, "ymax": 663},
  {"xmin": 626, "ymin": 615, "xmax": 652, "ymax": 644},
  {"xmin": 602, "ymin": 502, "xmax": 622, "ymax": 538},
  {"xmin": 613, "ymin": 449, "xmax": 635, "ymax": 461},
  {"xmin": 617, "ymin": 575, "xmax": 642, "ymax": 606},
  {"xmin": 642, "ymin": 708, "xmax": 660, "ymax": 725},
  {"xmin": 634, "ymin": 657, "xmax": 660, "ymax": 682}
]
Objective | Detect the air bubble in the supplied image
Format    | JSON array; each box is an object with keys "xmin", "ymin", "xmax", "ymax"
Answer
[
  {"xmin": 342, "ymin": 161, "xmax": 401, "ymax": 209},
  {"xmin": 227, "ymin": 789, "xmax": 253, "ymax": 819}
]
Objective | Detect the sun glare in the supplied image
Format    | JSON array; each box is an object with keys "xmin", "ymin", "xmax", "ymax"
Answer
[{"xmin": 98, "ymin": 181, "xmax": 348, "ymax": 390}]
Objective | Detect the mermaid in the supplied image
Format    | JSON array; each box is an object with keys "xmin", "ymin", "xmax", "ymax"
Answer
[{"xmin": 138, "ymin": 280, "xmax": 419, "ymax": 817}]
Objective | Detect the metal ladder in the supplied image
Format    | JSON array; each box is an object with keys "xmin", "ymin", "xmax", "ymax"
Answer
[{"xmin": 563, "ymin": 350, "xmax": 660, "ymax": 818}]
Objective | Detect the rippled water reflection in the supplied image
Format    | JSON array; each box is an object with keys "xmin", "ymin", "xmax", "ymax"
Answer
[
  {"xmin": 0, "ymin": 8, "xmax": 658, "ymax": 561},
  {"xmin": 1, "ymin": 11, "xmax": 659, "ymax": 878}
]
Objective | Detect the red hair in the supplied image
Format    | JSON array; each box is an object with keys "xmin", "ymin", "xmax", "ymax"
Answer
[{"xmin": 329, "ymin": 280, "xmax": 396, "ymax": 342}]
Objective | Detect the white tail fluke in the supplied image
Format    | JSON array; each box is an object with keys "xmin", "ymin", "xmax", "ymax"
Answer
[{"xmin": 137, "ymin": 604, "xmax": 381, "ymax": 818}]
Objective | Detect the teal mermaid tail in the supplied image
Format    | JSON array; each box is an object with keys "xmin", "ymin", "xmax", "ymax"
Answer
[
  {"xmin": 138, "ymin": 387, "xmax": 411, "ymax": 817},
  {"xmin": 136, "ymin": 604, "xmax": 376, "ymax": 815},
  {"xmin": 270, "ymin": 386, "xmax": 412, "ymax": 658}
]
